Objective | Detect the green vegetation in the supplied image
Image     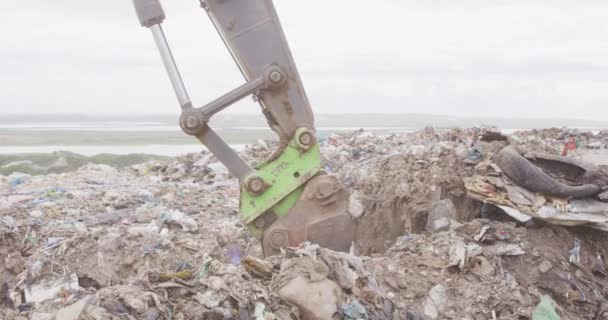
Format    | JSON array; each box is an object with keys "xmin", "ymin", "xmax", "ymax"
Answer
[
  {"xmin": 0, "ymin": 130, "xmax": 282, "ymax": 146},
  {"xmin": 0, "ymin": 151, "xmax": 167, "ymax": 175}
]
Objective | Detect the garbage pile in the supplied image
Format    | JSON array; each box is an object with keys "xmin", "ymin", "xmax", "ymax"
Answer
[
  {"xmin": 510, "ymin": 128, "xmax": 608, "ymax": 156},
  {"xmin": 465, "ymin": 146, "xmax": 608, "ymax": 231},
  {"xmin": 1, "ymin": 126, "xmax": 608, "ymax": 320}
]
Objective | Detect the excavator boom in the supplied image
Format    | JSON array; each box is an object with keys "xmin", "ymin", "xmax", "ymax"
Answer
[{"xmin": 132, "ymin": 0, "xmax": 355, "ymax": 256}]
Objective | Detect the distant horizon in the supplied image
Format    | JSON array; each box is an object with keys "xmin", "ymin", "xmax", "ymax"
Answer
[
  {"xmin": 2, "ymin": 112, "xmax": 607, "ymax": 123},
  {"xmin": 1, "ymin": 112, "xmax": 606, "ymax": 154}
]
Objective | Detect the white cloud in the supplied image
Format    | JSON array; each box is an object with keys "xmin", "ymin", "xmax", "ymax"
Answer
[{"xmin": 0, "ymin": 0, "xmax": 606, "ymax": 119}]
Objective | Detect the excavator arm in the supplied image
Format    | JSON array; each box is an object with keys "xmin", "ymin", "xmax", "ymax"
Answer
[{"xmin": 132, "ymin": 0, "xmax": 355, "ymax": 256}]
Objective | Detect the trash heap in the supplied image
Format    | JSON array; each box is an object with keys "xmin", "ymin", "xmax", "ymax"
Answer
[
  {"xmin": 510, "ymin": 128, "xmax": 608, "ymax": 155},
  {"xmin": 465, "ymin": 151, "xmax": 608, "ymax": 231},
  {"xmin": 1, "ymin": 126, "xmax": 608, "ymax": 320}
]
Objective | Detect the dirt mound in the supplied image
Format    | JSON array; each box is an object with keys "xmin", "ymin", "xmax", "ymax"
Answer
[
  {"xmin": 322, "ymin": 128, "xmax": 496, "ymax": 255},
  {"xmin": 366, "ymin": 219, "xmax": 608, "ymax": 319}
]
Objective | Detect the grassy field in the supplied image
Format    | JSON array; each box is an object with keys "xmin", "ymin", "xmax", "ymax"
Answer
[
  {"xmin": 0, "ymin": 151, "xmax": 166, "ymax": 175},
  {"xmin": 0, "ymin": 129, "xmax": 275, "ymax": 146}
]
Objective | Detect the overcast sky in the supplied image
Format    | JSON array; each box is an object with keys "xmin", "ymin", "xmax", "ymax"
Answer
[{"xmin": 2, "ymin": 0, "xmax": 607, "ymax": 119}]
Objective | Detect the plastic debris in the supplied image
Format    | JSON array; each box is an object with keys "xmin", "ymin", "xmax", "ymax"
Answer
[
  {"xmin": 532, "ymin": 296, "xmax": 560, "ymax": 320},
  {"xmin": 347, "ymin": 193, "xmax": 365, "ymax": 219},
  {"xmin": 1, "ymin": 215, "xmax": 18, "ymax": 232},
  {"xmin": 482, "ymin": 243, "xmax": 525, "ymax": 257},
  {"xmin": 254, "ymin": 302, "xmax": 276, "ymax": 320},
  {"xmin": 242, "ymin": 256, "xmax": 273, "ymax": 279},
  {"xmin": 7, "ymin": 173, "xmax": 31, "ymax": 186},
  {"xmin": 54, "ymin": 295, "xmax": 93, "ymax": 320},
  {"xmin": 340, "ymin": 299, "xmax": 369, "ymax": 320},
  {"xmin": 568, "ymin": 239, "xmax": 581, "ymax": 264},
  {"xmin": 9, "ymin": 177, "xmax": 27, "ymax": 186},
  {"xmin": 227, "ymin": 244, "xmax": 245, "ymax": 265},
  {"xmin": 21, "ymin": 273, "xmax": 79, "ymax": 304},
  {"xmin": 423, "ymin": 284, "xmax": 448, "ymax": 319},
  {"xmin": 274, "ymin": 272, "xmax": 341, "ymax": 320},
  {"xmin": 464, "ymin": 147, "xmax": 483, "ymax": 165},
  {"xmin": 426, "ymin": 200, "xmax": 457, "ymax": 233},
  {"xmin": 195, "ymin": 290, "xmax": 225, "ymax": 308},
  {"xmin": 161, "ymin": 209, "xmax": 198, "ymax": 232},
  {"xmin": 447, "ymin": 239, "xmax": 482, "ymax": 270},
  {"xmin": 153, "ymin": 270, "xmax": 193, "ymax": 282},
  {"xmin": 538, "ymin": 260, "xmax": 552, "ymax": 273}
]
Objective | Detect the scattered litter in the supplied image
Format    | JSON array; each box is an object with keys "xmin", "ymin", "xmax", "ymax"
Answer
[
  {"xmin": 29, "ymin": 210, "xmax": 44, "ymax": 218},
  {"xmin": 1, "ymin": 215, "xmax": 18, "ymax": 232},
  {"xmin": 153, "ymin": 269, "xmax": 193, "ymax": 282},
  {"xmin": 273, "ymin": 261, "xmax": 341, "ymax": 320},
  {"xmin": 7, "ymin": 173, "xmax": 30, "ymax": 186},
  {"xmin": 54, "ymin": 295, "xmax": 93, "ymax": 320},
  {"xmin": 195, "ymin": 290, "xmax": 224, "ymax": 308},
  {"xmin": 473, "ymin": 225, "xmax": 490, "ymax": 242},
  {"xmin": 347, "ymin": 193, "xmax": 365, "ymax": 219},
  {"xmin": 340, "ymin": 299, "xmax": 369, "ymax": 320},
  {"xmin": 161, "ymin": 209, "xmax": 198, "ymax": 232},
  {"xmin": 426, "ymin": 199, "xmax": 456, "ymax": 233},
  {"xmin": 532, "ymin": 296, "xmax": 560, "ymax": 320},
  {"xmin": 127, "ymin": 221, "xmax": 160, "ymax": 236},
  {"xmin": 447, "ymin": 239, "xmax": 482, "ymax": 270},
  {"xmin": 423, "ymin": 284, "xmax": 448, "ymax": 319},
  {"xmin": 21, "ymin": 273, "xmax": 79, "ymax": 304},
  {"xmin": 227, "ymin": 244, "xmax": 245, "ymax": 265},
  {"xmin": 498, "ymin": 206, "xmax": 532, "ymax": 223},
  {"xmin": 482, "ymin": 243, "xmax": 525, "ymax": 257},
  {"xmin": 242, "ymin": 256, "xmax": 273, "ymax": 279},
  {"xmin": 253, "ymin": 302, "xmax": 276, "ymax": 320},
  {"xmin": 46, "ymin": 237, "xmax": 65, "ymax": 249},
  {"xmin": 568, "ymin": 239, "xmax": 581, "ymax": 264},
  {"xmin": 30, "ymin": 313, "xmax": 53, "ymax": 320},
  {"xmin": 538, "ymin": 260, "xmax": 552, "ymax": 273},
  {"xmin": 464, "ymin": 148, "xmax": 483, "ymax": 165}
]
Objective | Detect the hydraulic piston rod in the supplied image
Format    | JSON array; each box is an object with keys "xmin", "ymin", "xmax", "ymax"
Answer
[
  {"xmin": 134, "ymin": 0, "xmax": 191, "ymax": 109},
  {"xmin": 150, "ymin": 24, "xmax": 191, "ymax": 109}
]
